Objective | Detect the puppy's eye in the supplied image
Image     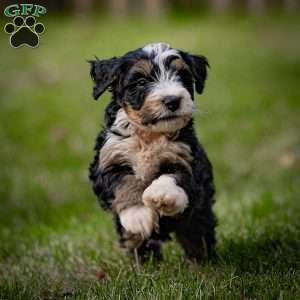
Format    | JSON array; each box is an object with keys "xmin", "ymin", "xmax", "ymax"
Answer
[{"xmin": 137, "ymin": 79, "xmax": 147, "ymax": 86}]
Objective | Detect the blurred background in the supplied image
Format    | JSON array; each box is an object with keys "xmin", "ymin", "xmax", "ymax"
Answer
[
  {"xmin": 0, "ymin": 1, "xmax": 299, "ymax": 299},
  {"xmin": 1, "ymin": 0, "xmax": 300, "ymax": 16}
]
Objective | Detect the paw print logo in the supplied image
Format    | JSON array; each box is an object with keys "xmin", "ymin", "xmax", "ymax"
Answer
[{"xmin": 4, "ymin": 16, "xmax": 45, "ymax": 48}]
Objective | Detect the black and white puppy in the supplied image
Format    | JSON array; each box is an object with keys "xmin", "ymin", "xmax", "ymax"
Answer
[{"xmin": 89, "ymin": 43, "xmax": 216, "ymax": 262}]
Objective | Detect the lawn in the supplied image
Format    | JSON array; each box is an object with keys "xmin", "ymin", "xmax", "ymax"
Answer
[{"xmin": 0, "ymin": 13, "xmax": 299, "ymax": 299}]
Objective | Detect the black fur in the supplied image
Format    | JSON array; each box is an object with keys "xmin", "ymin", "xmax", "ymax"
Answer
[
  {"xmin": 88, "ymin": 44, "xmax": 216, "ymax": 262},
  {"xmin": 179, "ymin": 51, "xmax": 209, "ymax": 95},
  {"xmin": 90, "ymin": 57, "xmax": 120, "ymax": 100}
]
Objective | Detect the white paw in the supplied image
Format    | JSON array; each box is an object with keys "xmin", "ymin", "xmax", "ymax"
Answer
[
  {"xmin": 142, "ymin": 175, "xmax": 188, "ymax": 216},
  {"xmin": 119, "ymin": 206, "xmax": 158, "ymax": 238}
]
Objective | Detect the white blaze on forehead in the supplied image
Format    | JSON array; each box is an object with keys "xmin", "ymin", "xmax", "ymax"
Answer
[
  {"xmin": 143, "ymin": 43, "xmax": 181, "ymax": 81},
  {"xmin": 143, "ymin": 42, "xmax": 175, "ymax": 57}
]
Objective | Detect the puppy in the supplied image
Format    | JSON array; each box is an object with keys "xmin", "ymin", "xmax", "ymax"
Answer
[{"xmin": 89, "ymin": 43, "xmax": 216, "ymax": 262}]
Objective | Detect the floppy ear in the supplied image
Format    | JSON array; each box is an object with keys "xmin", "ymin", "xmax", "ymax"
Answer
[
  {"xmin": 180, "ymin": 52, "xmax": 209, "ymax": 94},
  {"xmin": 89, "ymin": 57, "xmax": 120, "ymax": 100}
]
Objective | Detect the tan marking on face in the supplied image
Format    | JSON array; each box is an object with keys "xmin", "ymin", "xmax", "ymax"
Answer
[
  {"xmin": 124, "ymin": 60, "xmax": 163, "ymax": 128},
  {"xmin": 123, "ymin": 104, "xmax": 144, "ymax": 127},
  {"xmin": 124, "ymin": 96, "xmax": 165, "ymax": 129},
  {"xmin": 170, "ymin": 58, "xmax": 189, "ymax": 71},
  {"xmin": 129, "ymin": 59, "xmax": 153, "ymax": 77}
]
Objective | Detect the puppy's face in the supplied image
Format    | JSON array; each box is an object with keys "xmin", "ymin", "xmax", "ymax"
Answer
[{"xmin": 90, "ymin": 43, "xmax": 208, "ymax": 133}]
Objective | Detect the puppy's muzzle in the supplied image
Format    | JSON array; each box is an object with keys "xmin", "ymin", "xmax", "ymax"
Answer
[{"xmin": 163, "ymin": 95, "xmax": 181, "ymax": 112}]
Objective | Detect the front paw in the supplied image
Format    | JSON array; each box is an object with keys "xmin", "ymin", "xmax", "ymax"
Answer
[
  {"xmin": 142, "ymin": 175, "xmax": 188, "ymax": 216},
  {"xmin": 119, "ymin": 206, "xmax": 159, "ymax": 238}
]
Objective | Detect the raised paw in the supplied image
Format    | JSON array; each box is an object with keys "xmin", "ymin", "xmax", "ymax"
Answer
[
  {"xmin": 119, "ymin": 206, "xmax": 159, "ymax": 238},
  {"xmin": 142, "ymin": 175, "xmax": 188, "ymax": 216}
]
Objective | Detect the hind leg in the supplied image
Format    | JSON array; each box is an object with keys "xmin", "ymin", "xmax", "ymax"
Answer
[
  {"xmin": 176, "ymin": 231, "xmax": 215, "ymax": 262},
  {"xmin": 136, "ymin": 239, "xmax": 163, "ymax": 262},
  {"xmin": 176, "ymin": 210, "xmax": 216, "ymax": 262}
]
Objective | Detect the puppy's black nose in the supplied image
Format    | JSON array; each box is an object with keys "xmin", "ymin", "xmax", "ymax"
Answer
[{"xmin": 163, "ymin": 96, "xmax": 181, "ymax": 112}]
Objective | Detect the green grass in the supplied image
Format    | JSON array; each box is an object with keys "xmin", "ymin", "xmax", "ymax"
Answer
[{"xmin": 0, "ymin": 14, "xmax": 300, "ymax": 299}]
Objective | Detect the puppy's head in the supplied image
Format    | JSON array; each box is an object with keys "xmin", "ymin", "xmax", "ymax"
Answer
[{"xmin": 90, "ymin": 43, "xmax": 209, "ymax": 133}]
